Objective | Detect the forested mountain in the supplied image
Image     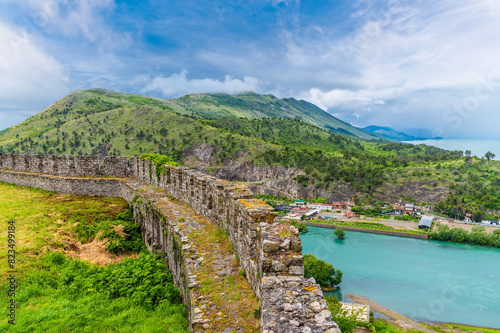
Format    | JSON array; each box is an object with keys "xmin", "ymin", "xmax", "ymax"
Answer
[{"xmin": 0, "ymin": 89, "xmax": 498, "ymax": 218}]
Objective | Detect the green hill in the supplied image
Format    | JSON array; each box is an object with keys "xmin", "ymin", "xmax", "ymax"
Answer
[
  {"xmin": 172, "ymin": 92, "xmax": 379, "ymax": 139},
  {"xmin": 0, "ymin": 89, "xmax": 378, "ymax": 143},
  {"xmin": 1, "ymin": 88, "xmax": 498, "ymax": 218}
]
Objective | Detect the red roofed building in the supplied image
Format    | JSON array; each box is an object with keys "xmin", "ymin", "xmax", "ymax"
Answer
[
  {"xmin": 291, "ymin": 207, "xmax": 309, "ymax": 214},
  {"xmin": 344, "ymin": 212, "xmax": 355, "ymax": 218},
  {"xmin": 332, "ymin": 201, "xmax": 346, "ymax": 210}
]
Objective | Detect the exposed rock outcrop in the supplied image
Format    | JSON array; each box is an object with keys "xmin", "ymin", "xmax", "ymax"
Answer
[
  {"xmin": 182, "ymin": 142, "xmax": 220, "ymax": 166},
  {"xmin": 214, "ymin": 161, "xmax": 305, "ymax": 181}
]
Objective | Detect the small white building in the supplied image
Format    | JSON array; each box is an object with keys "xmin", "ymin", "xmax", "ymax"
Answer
[{"xmin": 307, "ymin": 203, "xmax": 332, "ymax": 211}]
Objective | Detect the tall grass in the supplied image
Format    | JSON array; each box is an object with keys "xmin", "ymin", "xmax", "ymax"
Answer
[{"xmin": 0, "ymin": 182, "xmax": 188, "ymax": 332}]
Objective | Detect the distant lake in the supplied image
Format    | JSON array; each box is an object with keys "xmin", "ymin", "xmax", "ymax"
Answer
[{"xmin": 404, "ymin": 139, "xmax": 500, "ymax": 160}]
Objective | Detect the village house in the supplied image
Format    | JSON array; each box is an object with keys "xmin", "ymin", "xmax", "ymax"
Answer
[
  {"xmin": 331, "ymin": 201, "xmax": 346, "ymax": 210},
  {"xmin": 291, "ymin": 207, "xmax": 309, "ymax": 215},
  {"xmin": 307, "ymin": 202, "xmax": 333, "ymax": 211}
]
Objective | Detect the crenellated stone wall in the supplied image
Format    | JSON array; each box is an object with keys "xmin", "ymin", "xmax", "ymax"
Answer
[{"xmin": 0, "ymin": 154, "xmax": 340, "ymax": 333}]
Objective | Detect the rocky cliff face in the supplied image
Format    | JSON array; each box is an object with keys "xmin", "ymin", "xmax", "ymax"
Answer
[
  {"xmin": 376, "ymin": 181, "xmax": 449, "ymax": 203},
  {"xmin": 183, "ymin": 146, "xmax": 449, "ymax": 204},
  {"xmin": 182, "ymin": 142, "xmax": 220, "ymax": 166},
  {"xmin": 248, "ymin": 179, "xmax": 356, "ymax": 202},
  {"xmin": 214, "ymin": 161, "xmax": 305, "ymax": 181},
  {"xmin": 229, "ymin": 169, "xmax": 449, "ymax": 204}
]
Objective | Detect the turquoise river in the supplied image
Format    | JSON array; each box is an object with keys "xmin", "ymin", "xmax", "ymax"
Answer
[{"xmin": 300, "ymin": 227, "xmax": 500, "ymax": 328}]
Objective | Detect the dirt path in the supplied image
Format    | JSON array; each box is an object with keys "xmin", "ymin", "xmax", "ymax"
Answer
[
  {"xmin": 347, "ymin": 294, "xmax": 434, "ymax": 333},
  {"xmin": 158, "ymin": 196, "xmax": 260, "ymax": 332}
]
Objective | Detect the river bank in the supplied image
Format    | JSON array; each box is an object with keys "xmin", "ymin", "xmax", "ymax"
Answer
[
  {"xmin": 347, "ymin": 294, "xmax": 500, "ymax": 333},
  {"xmin": 303, "ymin": 221, "xmax": 429, "ymax": 239},
  {"xmin": 300, "ymin": 226, "xmax": 500, "ymax": 328}
]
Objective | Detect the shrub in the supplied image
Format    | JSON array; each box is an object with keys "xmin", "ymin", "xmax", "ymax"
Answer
[
  {"xmin": 289, "ymin": 220, "xmax": 308, "ymax": 233},
  {"xmin": 325, "ymin": 296, "xmax": 368, "ymax": 333},
  {"xmin": 429, "ymin": 225, "xmax": 500, "ymax": 248},
  {"xmin": 303, "ymin": 254, "xmax": 342, "ymax": 288},
  {"xmin": 140, "ymin": 153, "xmax": 179, "ymax": 180},
  {"xmin": 334, "ymin": 227, "xmax": 346, "ymax": 239}
]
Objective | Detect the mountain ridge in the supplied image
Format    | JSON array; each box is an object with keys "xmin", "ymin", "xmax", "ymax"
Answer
[{"xmin": 363, "ymin": 125, "xmax": 441, "ymax": 141}]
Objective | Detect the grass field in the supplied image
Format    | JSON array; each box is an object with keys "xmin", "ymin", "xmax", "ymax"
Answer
[
  {"xmin": 309, "ymin": 219, "xmax": 427, "ymax": 235},
  {"xmin": 0, "ymin": 182, "xmax": 188, "ymax": 332}
]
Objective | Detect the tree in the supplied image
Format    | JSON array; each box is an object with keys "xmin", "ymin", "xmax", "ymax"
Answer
[
  {"xmin": 334, "ymin": 227, "xmax": 346, "ymax": 239},
  {"xmin": 472, "ymin": 210, "xmax": 486, "ymax": 222},
  {"xmin": 485, "ymin": 151, "xmax": 496, "ymax": 161},
  {"xmin": 465, "ymin": 150, "xmax": 472, "ymax": 156},
  {"xmin": 304, "ymin": 254, "xmax": 343, "ymax": 288}
]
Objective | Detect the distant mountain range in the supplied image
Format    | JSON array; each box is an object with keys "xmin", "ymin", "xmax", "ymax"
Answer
[{"xmin": 363, "ymin": 125, "xmax": 441, "ymax": 141}]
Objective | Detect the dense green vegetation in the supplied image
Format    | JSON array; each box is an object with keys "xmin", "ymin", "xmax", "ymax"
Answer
[
  {"xmin": 429, "ymin": 225, "xmax": 500, "ymax": 247},
  {"xmin": 433, "ymin": 158, "xmax": 500, "ymax": 219},
  {"xmin": 140, "ymin": 153, "xmax": 180, "ymax": 180},
  {"xmin": 334, "ymin": 227, "xmax": 346, "ymax": 239},
  {"xmin": 74, "ymin": 205, "xmax": 146, "ymax": 255},
  {"xmin": 0, "ymin": 182, "xmax": 188, "ymax": 332},
  {"xmin": 254, "ymin": 141, "xmax": 462, "ymax": 194},
  {"xmin": 1, "ymin": 88, "xmax": 499, "ymax": 218},
  {"xmin": 325, "ymin": 296, "xmax": 368, "ymax": 333},
  {"xmin": 176, "ymin": 92, "xmax": 378, "ymax": 138},
  {"xmin": 351, "ymin": 206, "xmax": 391, "ymax": 218},
  {"xmin": 303, "ymin": 254, "xmax": 343, "ymax": 288},
  {"xmin": 0, "ymin": 253, "xmax": 187, "ymax": 332}
]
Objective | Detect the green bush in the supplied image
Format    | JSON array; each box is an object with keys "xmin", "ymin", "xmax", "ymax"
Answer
[
  {"xmin": 0, "ymin": 253, "xmax": 188, "ymax": 332},
  {"xmin": 429, "ymin": 224, "xmax": 500, "ymax": 248},
  {"xmin": 334, "ymin": 227, "xmax": 346, "ymax": 239},
  {"xmin": 303, "ymin": 254, "xmax": 342, "ymax": 288},
  {"xmin": 74, "ymin": 206, "xmax": 146, "ymax": 255},
  {"xmin": 140, "ymin": 153, "xmax": 179, "ymax": 180},
  {"xmin": 289, "ymin": 220, "xmax": 308, "ymax": 233},
  {"xmin": 325, "ymin": 296, "xmax": 368, "ymax": 333}
]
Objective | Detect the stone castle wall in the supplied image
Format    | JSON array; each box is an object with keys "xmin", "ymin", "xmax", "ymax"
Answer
[{"xmin": 0, "ymin": 154, "xmax": 339, "ymax": 333}]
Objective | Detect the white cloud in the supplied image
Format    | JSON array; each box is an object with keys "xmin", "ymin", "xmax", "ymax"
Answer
[
  {"xmin": 13, "ymin": 0, "xmax": 130, "ymax": 48},
  {"xmin": 290, "ymin": 0, "xmax": 500, "ymax": 137},
  {"xmin": 0, "ymin": 20, "xmax": 69, "ymax": 129},
  {"xmin": 138, "ymin": 70, "xmax": 263, "ymax": 97}
]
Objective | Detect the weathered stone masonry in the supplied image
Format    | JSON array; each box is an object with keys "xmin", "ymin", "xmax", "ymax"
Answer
[{"xmin": 0, "ymin": 154, "xmax": 340, "ymax": 333}]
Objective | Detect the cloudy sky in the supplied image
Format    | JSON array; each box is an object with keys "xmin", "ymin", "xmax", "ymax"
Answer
[{"xmin": 1, "ymin": 0, "xmax": 499, "ymax": 138}]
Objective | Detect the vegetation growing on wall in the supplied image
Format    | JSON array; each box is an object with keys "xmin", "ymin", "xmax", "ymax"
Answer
[
  {"xmin": 140, "ymin": 153, "xmax": 179, "ymax": 180},
  {"xmin": 325, "ymin": 296, "xmax": 368, "ymax": 333}
]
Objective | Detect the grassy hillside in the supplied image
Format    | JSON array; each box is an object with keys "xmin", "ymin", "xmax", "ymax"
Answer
[
  {"xmin": 0, "ymin": 182, "xmax": 188, "ymax": 332},
  {"xmin": 0, "ymin": 88, "xmax": 498, "ymax": 218},
  {"xmin": 172, "ymin": 92, "xmax": 379, "ymax": 138},
  {"xmin": 0, "ymin": 89, "xmax": 378, "ymax": 144}
]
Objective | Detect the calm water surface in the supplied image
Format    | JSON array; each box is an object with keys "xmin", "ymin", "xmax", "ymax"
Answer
[
  {"xmin": 300, "ymin": 227, "xmax": 500, "ymax": 328},
  {"xmin": 404, "ymin": 139, "xmax": 500, "ymax": 160}
]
